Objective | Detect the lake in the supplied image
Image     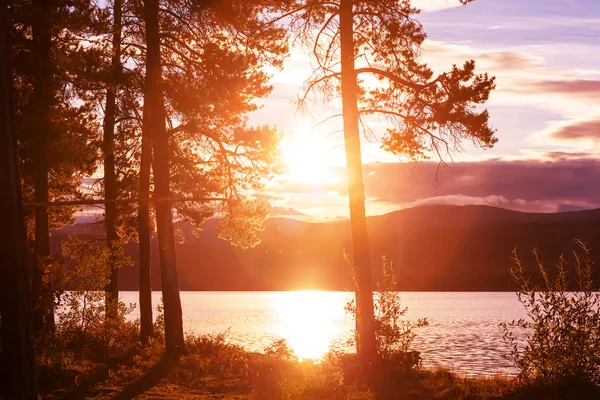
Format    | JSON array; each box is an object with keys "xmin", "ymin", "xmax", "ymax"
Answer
[{"xmin": 119, "ymin": 291, "xmax": 526, "ymax": 376}]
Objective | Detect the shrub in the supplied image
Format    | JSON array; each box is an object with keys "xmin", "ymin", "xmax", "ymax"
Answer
[
  {"xmin": 54, "ymin": 236, "xmax": 137, "ymax": 361},
  {"xmin": 35, "ymin": 236, "xmax": 138, "ymax": 393},
  {"xmin": 264, "ymin": 338, "xmax": 296, "ymax": 360},
  {"xmin": 346, "ymin": 256, "xmax": 428, "ymax": 370},
  {"xmin": 500, "ymin": 241, "xmax": 600, "ymax": 393}
]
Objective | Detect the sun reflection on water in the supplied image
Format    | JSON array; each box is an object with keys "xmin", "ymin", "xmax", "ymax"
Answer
[{"xmin": 272, "ymin": 291, "xmax": 347, "ymax": 360}]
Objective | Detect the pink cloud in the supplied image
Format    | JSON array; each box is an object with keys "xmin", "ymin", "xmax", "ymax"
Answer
[
  {"xmin": 521, "ymin": 80, "xmax": 600, "ymax": 99},
  {"xmin": 548, "ymin": 117, "xmax": 600, "ymax": 141}
]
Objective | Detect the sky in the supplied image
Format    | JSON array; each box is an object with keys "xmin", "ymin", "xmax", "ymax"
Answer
[{"xmin": 248, "ymin": 0, "xmax": 600, "ymax": 221}]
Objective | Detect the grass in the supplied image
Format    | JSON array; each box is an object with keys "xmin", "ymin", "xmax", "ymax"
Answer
[{"xmin": 39, "ymin": 333, "xmax": 524, "ymax": 400}]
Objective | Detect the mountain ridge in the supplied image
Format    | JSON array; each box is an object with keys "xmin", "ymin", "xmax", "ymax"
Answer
[{"xmin": 51, "ymin": 205, "xmax": 600, "ymax": 291}]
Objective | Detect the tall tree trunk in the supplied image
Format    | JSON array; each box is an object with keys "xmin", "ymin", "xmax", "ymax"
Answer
[
  {"xmin": 143, "ymin": 0, "xmax": 184, "ymax": 355},
  {"xmin": 0, "ymin": 0, "xmax": 39, "ymax": 397},
  {"xmin": 138, "ymin": 112, "xmax": 153, "ymax": 343},
  {"xmin": 31, "ymin": 0, "xmax": 54, "ymax": 335},
  {"xmin": 339, "ymin": 0, "xmax": 378, "ymax": 370},
  {"xmin": 103, "ymin": 0, "xmax": 123, "ymax": 317}
]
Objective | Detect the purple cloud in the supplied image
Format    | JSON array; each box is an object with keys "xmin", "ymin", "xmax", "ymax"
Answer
[
  {"xmin": 363, "ymin": 158, "xmax": 600, "ymax": 204},
  {"xmin": 357, "ymin": 157, "xmax": 600, "ymax": 213}
]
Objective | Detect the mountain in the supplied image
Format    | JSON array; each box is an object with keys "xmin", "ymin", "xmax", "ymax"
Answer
[{"xmin": 50, "ymin": 205, "xmax": 600, "ymax": 291}]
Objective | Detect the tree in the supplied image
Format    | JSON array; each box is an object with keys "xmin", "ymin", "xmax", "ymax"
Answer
[
  {"xmin": 0, "ymin": 0, "xmax": 38, "ymax": 397},
  {"xmin": 143, "ymin": 0, "xmax": 185, "ymax": 355},
  {"xmin": 29, "ymin": 0, "xmax": 55, "ymax": 334},
  {"xmin": 12, "ymin": 0, "xmax": 101, "ymax": 334},
  {"xmin": 103, "ymin": 0, "xmax": 124, "ymax": 317},
  {"xmin": 157, "ymin": 0, "xmax": 287, "ymax": 246},
  {"xmin": 289, "ymin": 0, "xmax": 496, "ymax": 372},
  {"xmin": 138, "ymin": 111, "xmax": 153, "ymax": 343},
  {"xmin": 138, "ymin": 0, "xmax": 288, "ymax": 354},
  {"xmin": 76, "ymin": 0, "xmax": 152, "ymax": 341}
]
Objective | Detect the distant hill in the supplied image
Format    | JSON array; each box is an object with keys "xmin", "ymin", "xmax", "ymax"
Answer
[{"xmin": 50, "ymin": 205, "xmax": 600, "ymax": 291}]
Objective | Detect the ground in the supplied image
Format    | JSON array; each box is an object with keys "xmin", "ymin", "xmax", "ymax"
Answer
[{"xmin": 39, "ymin": 335, "xmax": 520, "ymax": 400}]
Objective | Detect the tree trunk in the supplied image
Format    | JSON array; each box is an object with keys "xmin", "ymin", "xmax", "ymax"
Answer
[
  {"xmin": 31, "ymin": 0, "xmax": 54, "ymax": 335},
  {"xmin": 339, "ymin": 0, "xmax": 378, "ymax": 370},
  {"xmin": 138, "ymin": 108, "xmax": 153, "ymax": 343},
  {"xmin": 0, "ymin": 0, "xmax": 39, "ymax": 397},
  {"xmin": 143, "ymin": 0, "xmax": 184, "ymax": 355},
  {"xmin": 103, "ymin": 0, "xmax": 122, "ymax": 317}
]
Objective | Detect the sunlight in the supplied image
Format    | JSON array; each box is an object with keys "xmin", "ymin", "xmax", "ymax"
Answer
[
  {"xmin": 272, "ymin": 291, "xmax": 346, "ymax": 360},
  {"xmin": 280, "ymin": 128, "xmax": 344, "ymax": 185}
]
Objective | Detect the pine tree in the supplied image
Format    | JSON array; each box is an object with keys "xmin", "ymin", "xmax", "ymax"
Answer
[
  {"xmin": 12, "ymin": 0, "xmax": 101, "ymax": 334},
  {"xmin": 103, "ymin": 0, "xmax": 124, "ymax": 317},
  {"xmin": 0, "ymin": 0, "xmax": 38, "ymax": 397},
  {"xmin": 288, "ymin": 0, "xmax": 496, "ymax": 372},
  {"xmin": 159, "ymin": 0, "xmax": 288, "ymax": 246},
  {"xmin": 82, "ymin": 0, "xmax": 152, "ymax": 340},
  {"xmin": 142, "ymin": 0, "xmax": 184, "ymax": 355},
  {"xmin": 136, "ymin": 0, "xmax": 288, "ymax": 354}
]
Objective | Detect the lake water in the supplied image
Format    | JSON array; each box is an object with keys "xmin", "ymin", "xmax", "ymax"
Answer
[{"xmin": 119, "ymin": 291, "xmax": 526, "ymax": 377}]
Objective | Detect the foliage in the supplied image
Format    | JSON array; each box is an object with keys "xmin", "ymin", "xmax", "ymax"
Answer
[
  {"xmin": 216, "ymin": 198, "xmax": 271, "ymax": 248},
  {"xmin": 346, "ymin": 256, "xmax": 428, "ymax": 368},
  {"xmin": 153, "ymin": 1, "xmax": 288, "ymax": 245},
  {"xmin": 177, "ymin": 331, "xmax": 253, "ymax": 383},
  {"xmin": 500, "ymin": 241, "xmax": 600, "ymax": 395},
  {"xmin": 289, "ymin": 0, "xmax": 496, "ymax": 163},
  {"xmin": 153, "ymin": 298, "xmax": 166, "ymax": 339},
  {"xmin": 11, "ymin": 0, "xmax": 102, "ymax": 231},
  {"xmin": 50, "ymin": 236, "xmax": 136, "ymax": 361},
  {"xmin": 264, "ymin": 338, "xmax": 297, "ymax": 360}
]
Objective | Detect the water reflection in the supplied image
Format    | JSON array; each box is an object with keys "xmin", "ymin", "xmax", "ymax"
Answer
[
  {"xmin": 119, "ymin": 291, "xmax": 526, "ymax": 376},
  {"xmin": 272, "ymin": 291, "xmax": 348, "ymax": 360}
]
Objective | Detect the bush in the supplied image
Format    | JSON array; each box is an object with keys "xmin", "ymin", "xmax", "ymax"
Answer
[
  {"xmin": 54, "ymin": 236, "xmax": 137, "ymax": 361},
  {"xmin": 500, "ymin": 241, "xmax": 600, "ymax": 394},
  {"xmin": 35, "ymin": 236, "xmax": 138, "ymax": 393},
  {"xmin": 346, "ymin": 256, "xmax": 428, "ymax": 371}
]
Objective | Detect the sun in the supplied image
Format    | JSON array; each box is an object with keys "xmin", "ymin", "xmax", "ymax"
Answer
[{"xmin": 280, "ymin": 129, "xmax": 345, "ymax": 185}]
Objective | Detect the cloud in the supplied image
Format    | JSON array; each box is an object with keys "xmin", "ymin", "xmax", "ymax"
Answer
[
  {"xmin": 524, "ymin": 80, "xmax": 600, "ymax": 99},
  {"xmin": 548, "ymin": 117, "xmax": 600, "ymax": 141},
  {"xmin": 407, "ymin": 194, "xmax": 511, "ymax": 208},
  {"xmin": 422, "ymin": 41, "xmax": 540, "ymax": 73},
  {"xmin": 268, "ymin": 206, "xmax": 306, "ymax": 217},
  {"xmin": 363, "ymin": 158, "xmax": 600, "ymax": 206},
  {"xmin": 262, "ymin": 156, "xmax": 600, "ymax": 219},
  {"xmin": 477, "ymin": 51, "xmax": 536, "ymax": 71},
  {"xmin": 411, "ymin": 0, "xmax": 466, "ymax": 12},
  {"xmin": 418, "ymin": 0, "xmax": 600, "ymax": 48},
  {"xmin": 397, "ymin": 194, "xmax": 561, "ymax": 213},
  {"xmin": 395, "ymin": 193, "xmax": 600, "ymax": 214}
]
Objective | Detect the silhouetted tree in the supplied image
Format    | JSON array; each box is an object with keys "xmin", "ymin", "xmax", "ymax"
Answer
[
  {"xmin": 289, "ymin": 0, "xmax": 496, "ymax": 372},
  {"xmin": 12, "ymin": 0, "xmax": 101, "ymax": 334},
  {"xmin": 103, "ymin": 0, "xmax": 124, "ymax": 317},
  {"xmin": 137, "ymin": 0, "xmax": 288, "ymax": 354},
  {"xmin": 142, "ymin": 0, "xmax": 185, "ymax": 355},
  {"xmin": 0, "ymin": 0, "xmax": 38, "ymax": 397},
  {"xmin": 29, "ymin": 0, "xmax": 55, "ymax": 334},
  {"xmin": 138, "ymin": 111, "xmax": 153, "ymax": 343},
  {"xmin": 82, "ymin": 0, "xmax": 152, "ymax": 340}
]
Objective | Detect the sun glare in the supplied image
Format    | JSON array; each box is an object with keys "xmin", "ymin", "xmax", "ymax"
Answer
[
  {"xmin": 280, "ymin": 129, "xmax": 344, "ymax": 185},
  {"xmin": 272, "ymin": 291, "xmax": 346, "ymax": 360}
]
